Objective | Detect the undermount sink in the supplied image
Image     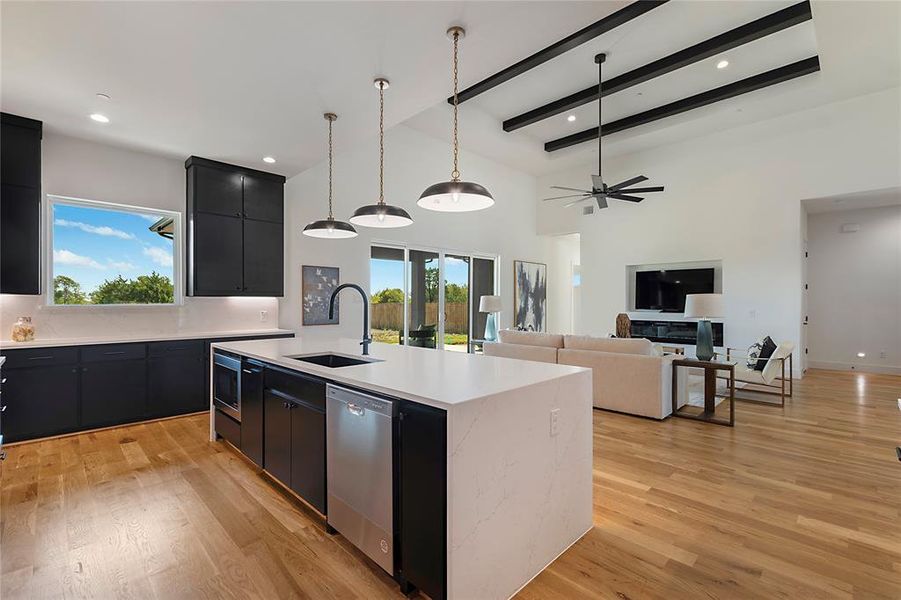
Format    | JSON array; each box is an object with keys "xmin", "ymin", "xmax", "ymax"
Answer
[{"xmin": 288, "ymin": 353, "xmax": 381, "ymax": 368}]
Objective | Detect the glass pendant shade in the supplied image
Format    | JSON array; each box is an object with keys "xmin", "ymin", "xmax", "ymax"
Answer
[
  {"xmin": 417, "ymin": 180, "xmax": 494, "ymax": 212},
  {"xmin": 302, "ymin": 217, "xmax": 357, "ymax": 238},
  {"xmin": 349, "ymin": 203, "xmax": 413, "ymax": 228}
]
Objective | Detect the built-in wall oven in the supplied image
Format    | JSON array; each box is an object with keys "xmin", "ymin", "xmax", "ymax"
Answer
[{"xmin": 213, "ymin": 351, "xmax": 241, "ymax": 421}]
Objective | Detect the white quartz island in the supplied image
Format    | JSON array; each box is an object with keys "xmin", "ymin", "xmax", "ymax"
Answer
[{"xmin": 211, "ymin": 337, "xmax": 593, "ymax": 600}]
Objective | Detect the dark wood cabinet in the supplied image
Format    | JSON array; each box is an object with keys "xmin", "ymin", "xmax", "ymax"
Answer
[
  {"xmin": 148, "ymin": 355, "xmax": 205, "ymax": 417},
  {"xmin": 262, "ymin": 366, "xmax": 327, "ymax": 514},
  {"xmin": 399, "ymin": 400, "xmax": 447, "ymax": 600},
  {"xmin": 1, "ymin": 365, "xmax": 79, "ymax": 442},
  {"xmin": 240, "ymin": 359, "xmax": 265, "ymax": 467},
  {"xmin": 186, "ymin": 156, "xmax": 285, "ymax": 297},
  {"xmin": 243, "ymin": 219, "xmax": 283, "ymax": 296},
  {"xmin": 81, "ymin": 359, "xmax": 148, "ymax": 428},
  {"xmin": 192, "ymin": 212, "xmax": 244, "ymax": 294},
  {"xmin": 0, "ymin": 112, "xmax": 42, "ymax": 295}
]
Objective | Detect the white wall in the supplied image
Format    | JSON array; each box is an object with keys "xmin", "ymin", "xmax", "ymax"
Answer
[
  {"xmin": 0, "ymin": 133, "xmax": 278, "ymax": 339},
  {"xmin": 279, "ymin": 124, "xmax": 550, "ymax": 341},
  {"xmin": 807, "ymin": 204, "xmax": 901, "ymax": 374},
  {"xmin": 536, "ymin": 87, "xmax": 901, "ymax": 376},
  {"xmin": 547, "ymin": 234, "xmax": 580, "ymax": 334}
]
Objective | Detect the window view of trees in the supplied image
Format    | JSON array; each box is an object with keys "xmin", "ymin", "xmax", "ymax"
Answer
[{"xmin": 53, "ymin": 273, "xmax": 174, "ymax": 305}]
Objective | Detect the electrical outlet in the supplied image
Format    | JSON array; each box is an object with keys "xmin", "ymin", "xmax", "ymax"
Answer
[
  {"xmin": 259, "ymin": 310, "xmax": 268, "ymax": 322},
  {"xmin": 550, "ymin": 408, "xmax": 560, "ymax": 437},
  {"xmin": 880, "ymin": 351, "xmax": 886, "ymax": 359}
]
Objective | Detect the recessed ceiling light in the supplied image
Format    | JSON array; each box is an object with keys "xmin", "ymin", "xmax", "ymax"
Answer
[
  {"xmin": 90, "ymin": 113, "xmax": 109, "ymax": 123},
  {"xmin": 96, "ymin": 93, "xmax": 111, "ymax": 101},
  {"xmin": 717, "ymin": 60, "xmax": 729, "ymax": 69},
  {"xmin": 566, "ymin": 114, "xmax": 576, "ymax": 122},
  {"xmin": 262, "ymin": 156, "xmax": 276, "ymax": 164},
  {"xmin": 857, "ymin": 352, "xmax": 866, "ymax": 358}
]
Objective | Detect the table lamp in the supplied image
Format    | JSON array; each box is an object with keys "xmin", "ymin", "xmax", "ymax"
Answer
[
  {"xmin": 684, "ymin": 293, "xmax": 723, "ymax": 361},
  {"xmin": 479, "ymin": 295, "xmax": 502, "ymax": 342}
]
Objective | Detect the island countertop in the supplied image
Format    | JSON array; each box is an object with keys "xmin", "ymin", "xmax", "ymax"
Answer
[{"xmin": 211, "ymin": 336, "xmax": 589, "ymax": 409}]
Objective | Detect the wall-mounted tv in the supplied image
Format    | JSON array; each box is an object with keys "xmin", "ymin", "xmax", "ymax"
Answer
[{"xmin": 635, "ymin": 268, "xmax": 715, "ymax": 312}]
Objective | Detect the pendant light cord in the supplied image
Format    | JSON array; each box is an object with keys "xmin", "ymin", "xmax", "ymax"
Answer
[
  {"xmin": 378, "ymin": 80, "xmax": 386, "ymax": 205},
  {"xmin": 598, "ymin": 56, "xmax": 603, "ymax": 184},
  {"xmin": 327, "ymin": 116, "xmax": 334, "ymax": 219},
  {"xmin": 451, "ymin": 30, "xmax": 460, "ymax": 182}
]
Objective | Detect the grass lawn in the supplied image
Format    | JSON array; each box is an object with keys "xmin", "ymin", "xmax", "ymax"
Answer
[{"xmin": 371, "ymin": 329, "xmax": 468, "ymax": 347}]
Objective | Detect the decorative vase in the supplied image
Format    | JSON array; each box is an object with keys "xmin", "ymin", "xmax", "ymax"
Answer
[
  {"xmin": 696, "ymin": 319, "xmax": 714, "ymax": 361},
  {"xmin": 484, "ymin": 312, "xmax": 498, "ymax": 342},
  {"xmin": 11, "ymin": 316, "xmax": 35, "ymax": 342}
]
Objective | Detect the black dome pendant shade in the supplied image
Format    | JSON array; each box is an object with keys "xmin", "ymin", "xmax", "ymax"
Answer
[
  {"xmin": 418, "ymin": 26, "xmax": 493, "ymax": 212},
  {"xmin": 349, "ymin": 78, "xmax": 413, "ymax": 228},
  {"xmin": 303, "ymin": 112, "xmax": 358, "ymax": 239}
]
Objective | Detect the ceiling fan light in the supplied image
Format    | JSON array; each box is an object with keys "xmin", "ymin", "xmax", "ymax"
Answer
[
  {"xmin": 417, "ymin": 180, "xmax": 494, "ymax": 212},
  {"xmin": 349, "ymin": 203, "xmax": 413, "ymax": 228},
  {"xmin": 302, "ymin": 217, "xmax": 358, "ymax": 239}
]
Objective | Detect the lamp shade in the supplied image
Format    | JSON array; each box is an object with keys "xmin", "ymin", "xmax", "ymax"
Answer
[
  {"xmin": 683, "ymin": 293, "xmax": 723, "ymax": 319},
  {"xmin": 479, "ymin": 295, "xmax": 502, "ymax": 313}
]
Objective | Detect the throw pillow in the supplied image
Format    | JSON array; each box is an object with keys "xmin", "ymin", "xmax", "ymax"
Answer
[{"xmin": 755, "ymin": 336, "xmax": 777, "ymax": 370}]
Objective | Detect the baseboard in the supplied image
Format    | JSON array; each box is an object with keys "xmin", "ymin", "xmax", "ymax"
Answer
[{"xmin": 807, "ymin": 360, "xmax": 901, "ymax": 376}]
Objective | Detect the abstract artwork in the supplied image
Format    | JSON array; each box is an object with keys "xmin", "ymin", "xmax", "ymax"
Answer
[
  {"xmin": 302, "ymin": 265, "xmax": 339, "ymax": 326},
  {"xmin": 513, "ymin": 260, "xmax": 547, "ymax": 332}
]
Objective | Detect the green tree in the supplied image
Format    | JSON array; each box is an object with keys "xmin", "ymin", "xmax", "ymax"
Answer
[
  {"xmin": 372, "ymin": 288, "xmax": 405, "ymax": 304},
  {"xmin": 53, "ymin": 275, "xmax": 88, "ymax": 305},
  {"xmin": 444, "ymin": 283, "xmax": 469, "ymax": 303},
  {"xmin": 90, "ymin": 272, "xmax": 174, "ymax": 304}
]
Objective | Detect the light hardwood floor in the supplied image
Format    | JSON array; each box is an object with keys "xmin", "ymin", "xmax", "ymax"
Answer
[{"xmin": 2, "ymin": 369, "xmax": 899, "ymax": 599}]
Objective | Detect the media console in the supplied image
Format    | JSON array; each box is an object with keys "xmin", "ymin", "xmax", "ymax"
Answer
[{"xmin": 631, "ymin": 319, "xmax": 724, "ymax": 346}]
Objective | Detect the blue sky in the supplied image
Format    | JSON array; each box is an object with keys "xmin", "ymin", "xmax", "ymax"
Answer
[
  {"xmin": 370, "ymin": 255, "xmax": 469, "ymax": 295},
  {"xmin": 52, "ymin": 202, "xmax": 174, "ymax": 293}
]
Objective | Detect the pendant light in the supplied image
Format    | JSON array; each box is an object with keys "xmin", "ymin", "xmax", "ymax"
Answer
[
  {"xmin": 418, "ymin": 26, "xmax": 493, "ymax": 212},
  {"xmin": 303, "ymin": 113, "xmax": 358, "ymax": 239},
  {"xmin": 349, "ymin": 78, "xmax": 413, "ymax": 228}
]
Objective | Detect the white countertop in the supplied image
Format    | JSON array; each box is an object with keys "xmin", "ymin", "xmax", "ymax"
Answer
[
  {"xmin": 0, "ymin": 328, "xmax": 294, "ymax": 350},
  {"xmin": 212, "ymin": 337, "xmax": 589, "ymax": 409}
]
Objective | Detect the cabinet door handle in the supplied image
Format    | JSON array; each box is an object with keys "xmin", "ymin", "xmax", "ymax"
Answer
[
  {"xmin": 1, "ymin": 405, "xmax": 6, "ymax": 412},
  {"xmin": 0, "ymin": 378, "xmax": 6, "ymax": 384},
  {"xmin": 28, "ymin": 356, "xmax": 53, "ymax": 361},
  {"xmin": 103, "ymin": 351, "xmax": 126, "ymax": 356},
  {"xmin": 82, "ymin": 367, "xmax": 89, "ymax": 372}
]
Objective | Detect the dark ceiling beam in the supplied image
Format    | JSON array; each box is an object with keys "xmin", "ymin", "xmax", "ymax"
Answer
[
  {"xmin": 544, "ymin": 56, "xmax": 820, "ymax": 152},
  {"xmin": 505, "ymin": 0, "xmax": 813, "ymax": 132},
  {"xmin": 447, "ymin": 1, "xmax": 668, "ymax": 105}
]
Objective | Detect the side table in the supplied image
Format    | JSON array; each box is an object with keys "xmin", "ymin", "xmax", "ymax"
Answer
[{"xmin": 672, "ymin": 357, "xmax": 735, "ymax": 426}]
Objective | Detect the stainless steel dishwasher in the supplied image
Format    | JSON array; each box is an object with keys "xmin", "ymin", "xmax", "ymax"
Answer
[{"xmin": 326, "ymin": 384, "xmax": 395, "ymax": 574}]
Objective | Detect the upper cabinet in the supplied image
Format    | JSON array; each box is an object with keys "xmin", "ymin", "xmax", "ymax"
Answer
[
  {"xmin": 185, "ymin": 156, "xmax": 286, "ymax": 297},
  {"xmin": 0, "ymin": 112, "xmax": 43, "ymax": 295}
]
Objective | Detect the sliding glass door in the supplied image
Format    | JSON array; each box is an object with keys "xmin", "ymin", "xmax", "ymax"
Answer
[{"xmin": 370, "ymin": 244, "xmax": 496, "ymax": 352}]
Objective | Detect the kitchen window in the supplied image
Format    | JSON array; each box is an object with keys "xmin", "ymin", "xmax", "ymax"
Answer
[{"xmin": 47, "ymin": 195, "xmax": 182, "ymax": 305}]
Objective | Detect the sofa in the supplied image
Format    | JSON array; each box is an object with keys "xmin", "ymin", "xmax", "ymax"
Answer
[{"xmin": 484, "ymin": 330, "xmax": 685, "ymax": 419}]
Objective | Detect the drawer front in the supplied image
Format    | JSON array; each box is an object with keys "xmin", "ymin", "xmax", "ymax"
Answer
[
  {"xmin": 80, "ymin": 343, "xmax": 147, "ymax": 363},
  {"xmin": 215, "ymin": 408, "xmax": 241, "ymax": 449},
  {"xmin": 0, "ymin": 346, "xmax": 79, "ymax": 369},
  {"xmin": 265, "ymin": 366, "xmax": 326, "ymax": 411},
  {"xmin": 148, "ymin": 339, "xmax": 203, "ymax": 357}
]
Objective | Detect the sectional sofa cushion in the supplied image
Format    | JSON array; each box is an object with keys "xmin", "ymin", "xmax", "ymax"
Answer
[
  {"xmin": 563, "ymin": 335, "xmax": 656, "ymax": 356},
  {"xmin": 497, "ymin": 330, "xmax": 564, "ymax": 348},
  {"xmin": 483, "ymin": 342, "xmax": 558, "ymax": 363}
]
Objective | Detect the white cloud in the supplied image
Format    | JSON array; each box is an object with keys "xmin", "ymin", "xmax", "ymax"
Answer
[
  {"xmin": 143, "ymin": 246, "xmax": 173, "ymax": 268},
  {"xmin": 55, "ymin": 219, "xmax": 135, "ymax": 240},
  {"xmin": 139, "ymin": 214, "xmax": 163, "ymax": 222},
  {"xmin": 53, "ymin": 249, "xmax": 105, "ymax": 269},
  {"xmin": 108, "ymin": 260, "xmax": 137, "ymax": 271}
]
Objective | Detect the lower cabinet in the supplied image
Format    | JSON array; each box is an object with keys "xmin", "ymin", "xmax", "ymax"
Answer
[
  {"xmin": 399, "ymin": 400, "xmax": 447, "ymax": 600},
  {"xmin": 262, "ymin": 367, "xmax": 326, "ymax": 514},
  {"xmin": 81, "ymin": 360, "xmax": 148, "ymax": 428},
  {"xmin": 240, "ymin": 360, "xmax": 265, "ymax": 467},
  {"xmin": 148, "ymin": 355, "xmax": 205, "ymax": 417},
  {"xmin": 1, "ymin": 365, "xmax": 79, "ymax": 442}
]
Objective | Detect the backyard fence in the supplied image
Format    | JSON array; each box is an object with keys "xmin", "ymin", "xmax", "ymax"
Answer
[{"xmin": 371, "ymin": 302, "xmax": 469, "ymax": 334}]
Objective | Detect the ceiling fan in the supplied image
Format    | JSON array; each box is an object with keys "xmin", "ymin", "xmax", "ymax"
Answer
[{"xmin": 544, "ymin": 53, "xmax": 664, "ymax": 210}]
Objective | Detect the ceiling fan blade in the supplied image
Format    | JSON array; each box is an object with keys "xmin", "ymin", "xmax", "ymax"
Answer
[
  {"xmin": 608, "ymin": 194, "xmax": 644, "ymax": 202},
  {"xmin": 551, "ymin": 185, "xmax": 592, "ymax": 193},
  {"xmin": 591, "ymin": 175, "xmax": 604, "ymax": 191},
  {"xmin": 608, "ymin": 175, "xmax": 647, "ymax": 192},
  {"xmin": 543, "ymin": 194, "xmax": 590, "ymax": 201},
  {"xmin": 564, "ymin": 197, "xmax": 592, "ymax": 208},
  {"xmin": 616, "ymin": 186, "xmax": 663, "ymax": 194},
  {"xmin": 595, "ymin": 196, "xmax": 608, "ymax": 210}
]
